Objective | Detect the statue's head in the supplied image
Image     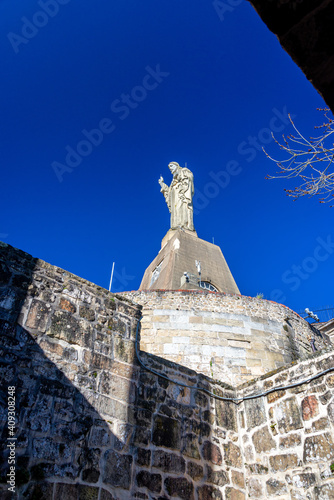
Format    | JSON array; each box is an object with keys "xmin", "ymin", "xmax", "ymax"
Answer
[{"xmin": 168, "ymin": 162, "xmax": 180, "ymax": 174}]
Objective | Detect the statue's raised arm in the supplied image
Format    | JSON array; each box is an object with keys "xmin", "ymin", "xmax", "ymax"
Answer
[{"xmin": 159, "ymin": 162, "xmax": 195, "ymax": 231}]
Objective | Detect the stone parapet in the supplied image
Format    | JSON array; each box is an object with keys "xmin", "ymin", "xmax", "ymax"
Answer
[{"xmin": 121, "ymin": 290, "xmax": 331, "ymax": 386}]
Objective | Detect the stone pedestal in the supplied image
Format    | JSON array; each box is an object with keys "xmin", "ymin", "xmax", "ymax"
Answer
[{"xmin": 139, "ymin": 229, "xmax": 240, "ymax": 294}]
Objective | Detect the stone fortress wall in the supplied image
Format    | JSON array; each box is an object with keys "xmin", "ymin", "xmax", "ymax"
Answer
[
  {"xmin": 121, "ymin": 291, "xmax": 330, "ymax": 387},
  {"xmin": 1, "ymin": 242, "xmax": 334, "ymax": 499}
]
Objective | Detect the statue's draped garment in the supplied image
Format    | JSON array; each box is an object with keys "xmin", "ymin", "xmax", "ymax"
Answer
[{"xmin": 160, "ymin": 164, "xmax": 194, "ymax": 231}]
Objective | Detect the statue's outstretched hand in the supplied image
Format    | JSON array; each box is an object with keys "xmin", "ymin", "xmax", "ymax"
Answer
[{"xmin": 158, "ymin": 176, "xmax": 164, "ymax": 187}]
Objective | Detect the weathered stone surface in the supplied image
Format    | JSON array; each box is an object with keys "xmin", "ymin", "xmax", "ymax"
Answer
[
  {"xmin": 187, "ymin": 461, "xmax": 203, "ymax": 480},
  {"xmin": 328, "ymin": 401, "xmax": 334, "ymax": 422},
  {"xmin": 113, "ymin": 337, "xmax": 135, "ymax": 363},
  {"xmin": 279, "ymin": 433, "xmax": 301, "ymax": 449},
  {"xmin": 252, "ymin": 426, "xmax": 276, "ymax": 453},
  {"xmin": 48, "ymin": 310, "xmax": 92, "ymax": 347},
  {"xmin": 267, "ymin": 389, "xmax": 286, "ymax": 403},
  {"xmin": 314, "ymin": 481, "xmax": 334, "ymax": 499},
  {"xmin": 319, "ymin": 391, "xmax": 333, "ymax": 405},
  {"xmin": 152, "ymin": 450, "xmax": 185, "ymax": 473},
  {"xmin": 269, "ymin": 454, "xmax": 299, "ymax": 472},
  {"xmin": 302, "ymin": 395, "xmax": 319, "ymax": 421},
  {"xmin": 216, "ymin": 399, "xmax": 237, "ymax": 431},
  {"xmin": 197, "ymin": 485, "xmax": 223, "ymax": 500},
  {"xmin": 24, "ymin": 481, "xmax": 54, "ymax": 500},
  {"xmin": 311, "ymin": 417, "xmax": 329, "ymax": 431},
  {"xmin": 225, "ymin": 487, "xmax": 245, "ymax": 500},
  {"xmin": 136, "ymin": 448, "xmax": 151, "ymax": 467},
  {"xmin": 164, "ymin": 476, "xmax": 194, "ymax": 500},
  {"xmin": 79, "ymin": 305, "xmax": 95, "ymax": 321},
  {"xmin": 223, "ymin": 441, "xmax": 241, "ymax": 468},
  {"xmin": 100, "ymin": 490, "xmax": 116, "ymax": 500},
  {"xmin": 304, "ymin": 433, "xmax": 334, "ymax": 463},
  {"xmin": 99, "ymin": 371, "xmax": 135, "ymax": 403},
  {"xmin": 152, "ymin": 415, "xmax": 181, "ymax": 449},
  {"xmin": 248, "ymin": 477, "xmax": 263, "ymax": 498},
  {"xmin": 266, "ymin": 478, "xmax": 287, "ymax": 496},
  {"xmin": 181, "ymin": 433, "xmax": 200, "ymax": 459},
  {"xmin": 246, "ymin": 463, "xmax": 268, "ymax": 475},
  {"xmin": 206, "ymin": 465, "xmax": 229, "ymax": 486},
  {"xmin": 275, "ymin": 397, "xmax": 303, "ymax": 433},
  {"xmin": 232, "ymin": 470, "xmax": 245, "ymax": 489},
  {"xmin": 103, "ymin": 450, "xmax": 132, "ymax": 489},
  {"xmin": 60, "ymin": 298, "xmax": 76, "ymax": 313},
  {"xmin": 202, "ymin": 440, "xmax": 223, "ymax": 465},
  {"xmin": 53, "ymin": 483, "xmax": 99, "ymax": 499},
  {"xmin": 136, "ymin": 471, "xmax": 162, "ymax": 493},
  {"xmin": 26, "ymin": 299, "xmax": 50, "ymax": 332},
  {"xmin": 244, "ymin": 398, "xmax": 266, "ymax": 429},
  {"xmin": 292, "ymin": 472, "xmax": 316, "ymax": 489}
]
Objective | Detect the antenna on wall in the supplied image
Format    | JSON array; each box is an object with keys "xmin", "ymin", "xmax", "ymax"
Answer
[{"xmin": 109, "ymin": 262, "xmax": 115, "ymax": 292}]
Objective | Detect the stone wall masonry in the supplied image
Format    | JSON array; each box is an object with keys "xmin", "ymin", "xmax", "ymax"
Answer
[
  {"xmin": 1, "ymin": 242, "xmax": 334, "ymax": 499},
  {"xmin": 0, "ymin": 242, "xmax": 243, "ymax": 499},
  {"xmin": 121, "ymin": 291, "xmax": 330, "ymax": 387},
  {"xmin": 238, "ymin": 349, "xmax": 334, "ymax": 500}
]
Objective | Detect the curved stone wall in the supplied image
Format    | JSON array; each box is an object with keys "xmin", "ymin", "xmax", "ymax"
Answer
[{"xmin": 121, "ymin": 290, "xmax": 330, "ymax": 386}]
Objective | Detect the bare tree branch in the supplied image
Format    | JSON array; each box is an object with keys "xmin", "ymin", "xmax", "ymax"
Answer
[{"xmin": 264, "ymin": 109, "xmax": 334, "ymax": 205}]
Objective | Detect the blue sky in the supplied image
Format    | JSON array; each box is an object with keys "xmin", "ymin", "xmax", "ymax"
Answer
[{"xmin": 1, "ymin": 0, "xmax": 333, "ymax": 318}]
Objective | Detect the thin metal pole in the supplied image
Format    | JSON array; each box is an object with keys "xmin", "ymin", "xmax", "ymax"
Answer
[{"xmin": 109, "ymin": 262, "xmax": 115, "ymax": 292}]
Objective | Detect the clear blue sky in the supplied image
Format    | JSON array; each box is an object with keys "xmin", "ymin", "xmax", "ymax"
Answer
[{"xmin": 1, "ymin": 0, "xmax": 333, "ymax": 318}]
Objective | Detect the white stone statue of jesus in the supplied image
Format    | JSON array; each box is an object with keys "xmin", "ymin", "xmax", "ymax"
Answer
[{"xmin": 158, "ymin": 162, "xmax": 195, "ymax": 231}]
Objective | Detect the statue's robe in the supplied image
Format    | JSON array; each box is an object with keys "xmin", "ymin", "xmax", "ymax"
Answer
[{"xmin": 168, "ymin": 167, "xmax": 194, "ymax": 231}]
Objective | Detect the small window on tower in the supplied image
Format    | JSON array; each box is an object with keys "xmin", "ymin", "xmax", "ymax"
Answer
[{"xmin": 198, "ymin": 281, "xmax": 218, "ymax": 292}]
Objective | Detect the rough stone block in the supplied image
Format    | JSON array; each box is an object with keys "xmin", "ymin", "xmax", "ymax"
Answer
[
  {"xmin": 164, "ymin": 476, "xmax": 194, "ymax": 500},
  {"xmin": 248, "ymin": 477, "xmax": 263, "ymax": 498},
  {"xmin": 25, "ymin": 299, "xmax": 50, "ymax": 332},
  {"xmin": 152, "ymin": 450, "xmax": 185, "ymax": 473},
  {"xmin": 113, "ymin": 337, "xmax": 135, "ymax": 364},
  {"xmin": 99, "ymin": 372, "xmax": 135, "ymax": 404},
  {"xmin": 206, "ymin": 465, "xmax": 228, "ymax": 486},
  {"xmin": 197, "ymin": 485, "xmax": 222, "ymax": 500},
  {"xmin": 311, "ymin": 417, "xmax": 329, "ymax": 431},
  {"xmin": 103, "ymin": 449, "xmax": 132, "ymax": 489},
  {"xmin": 225, "ymin": 487, "xmax": 245, "ymax": 500},
  {"xmin": 223, "ymin": 441, "xmax": 241, "ymax": 468},
  {"xmin": 216, "ymin": 399, "xmax": 237, "ymax": 431},
  {"xmin": 136, "ymin": 448, "xmax": 151, "ymax": 466},
  {"xmin": 136, "ymin": 471, "xmax": 162, "ymax": 493},
  {"xmin": 202, "ymin": 440, "xmax": 223, "ymax": 465},
  {"xmin": 266, "ymin": 478, "xmax": 287, "ymax": 496},
  {"xmin": 314, "ymin": 481, "xmax": 334, "ymax": 499},
  {"xmin": 187, "ymin": 461, "xmax": 203, "ymax": 480},
  {"xmin": 59, "ymin": 298, "xmax": 76, "ymax": 313},
  {"xmin": 246, "ymin": 463, "xmax": 268, "ymax": 475},
  {"xmin": 244, "ymin": 398, "xmax": 266, "ymax": 430},
  {"xmin": 79, "ymin": 305, "xmax": 95, "ymax": 322},
  {"xmin": 279, "ymin": 433, "xmax": 301, "ymax": 449},
  {"xmin": 275, "ymin": 397, "xmax": 303, "ymax": 433},
  {"xmin": 232, "ymin": 470, "xmax": 245, "ymax": 489},
  {"xmin": 269, "ymin": 453, "xmax": 299, "ymax": 472},
  {"xmin": 152, "ymin": 414, "xmax": 181, "ymax": 449},
  {"xmin": 292, "ymin": 472, "xmax": 316, "ymax": 489},
  {"xmin": 267, "ymin": 389, "xmax": 285, "ymax": 403},
  {"xmin": 252, "ymin": 426, "xmax": 276, "ymax": 453},
  {"xmin": 304, "ymin": 433, "xmax": 334, "ymax": 463},
  {"xmin": 301, "ymin": 395, "xmax": 319, "ymax": 421},
  {"xmin": 48, "ymin": 311, "xmax": 93, "ymax": 348}
]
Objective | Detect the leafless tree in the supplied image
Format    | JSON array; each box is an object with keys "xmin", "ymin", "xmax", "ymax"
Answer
[{"xmin": 264, "ymin": 109, "xmax": 334, "ymax": 205}]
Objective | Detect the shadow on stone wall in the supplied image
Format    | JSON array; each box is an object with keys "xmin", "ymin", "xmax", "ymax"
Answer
[{"xmin": 0, "ymin": 242, "xmax": 242, "ymax": 500}]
